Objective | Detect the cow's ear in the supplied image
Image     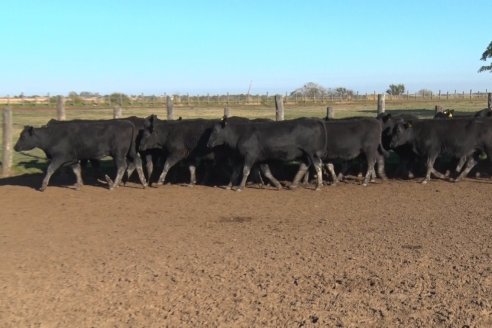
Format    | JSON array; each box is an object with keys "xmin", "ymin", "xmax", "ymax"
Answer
[
  {"xmin": 28, "ymin": 126, "xmax": 34, "ymax": 135},
  {"xmin": 221, "ymin": 116, "xmax": 228, "ymax": 128},
  {"xmin": 178, "ymin": 116, "xmax": 182, "ymax": 120}
]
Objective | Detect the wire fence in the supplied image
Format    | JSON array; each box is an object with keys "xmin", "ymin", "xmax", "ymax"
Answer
[{"xmin": 0, "ymin": 89, "xmax": 490, "ymax": 109}]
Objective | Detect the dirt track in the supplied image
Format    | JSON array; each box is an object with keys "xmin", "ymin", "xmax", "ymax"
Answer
[{"xmin": 1, "ymin": 176, "xmax": 492, "ymax": 327}]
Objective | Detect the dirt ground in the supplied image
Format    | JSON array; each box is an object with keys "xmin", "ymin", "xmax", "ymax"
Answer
[{"xmin": 1, "ymin": 175, "xmax": 491, "ymax": 327}]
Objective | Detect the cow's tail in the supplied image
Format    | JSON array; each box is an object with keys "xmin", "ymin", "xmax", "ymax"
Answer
[
  {"xmin": 127, "ymin": 122, "xmax": 138, "ymax": 162},
  {"xmin": 378, "ymin": 143, "xmax": 390, "ymax": 158},
  {"xmin": 317, "ymin": 118, "xmax": 328, "ymax": 158}
]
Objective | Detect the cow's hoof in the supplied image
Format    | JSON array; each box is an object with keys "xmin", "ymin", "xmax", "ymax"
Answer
[
  {"xmin": 235, "ymin": 188, "xmax": 243, "ymax": 192},
  {"xmin": 421, "ymin": 180, "xmax": 428, "ymax": 184},
  {"xmin": 39, "ymin": 186, "xmax": 47, "ymax": 192},
  {"xmin": 314, "ymin": 187, "xmax": 322, "ymax": 191},
  {"xmin": 288, "ymin": 185, "xmax": 298, "ymax": 190},
  {"xmin": 362, "ymin": 183, "xmax": 368, "ymax": 187}
]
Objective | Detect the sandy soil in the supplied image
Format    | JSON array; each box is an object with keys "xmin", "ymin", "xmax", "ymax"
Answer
[{"xmin": 1, "ymin": 176, "xmax": 491, "ymax": 327}]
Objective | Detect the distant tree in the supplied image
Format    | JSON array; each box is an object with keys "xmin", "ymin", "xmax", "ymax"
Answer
[
  {"xmin": 334, "ymin": 87, "xmax": 354, "ymax": 98},
  {"xmin": 478, "ymin": 40, "xmax": 492, "ymax": 73},
  {"xmin": 290, "ymin": 82, "xmax": 329, "ymax": 98},
  {"xmin": 109, "ymin": 92, "xmax": 131, "ymax": 105},
  {"xmin": 386, "ymin": 84, "xmax": 406, "ymax": 96},
  {"xmin": 417, "ymin": 89, "xmax": 433, "ymax": 97},
  {"xmin": 68, "ymin": 91, "xmax": 83, "ymax": 104},
  {"xmin": 79, "ymin": 91, "xmax": 100, "ymax": 98}
]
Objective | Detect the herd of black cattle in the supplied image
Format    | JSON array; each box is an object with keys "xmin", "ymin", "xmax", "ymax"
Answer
[{"xmin": 13, "ymin": 107, "xmax": 492, "ymax": 191}]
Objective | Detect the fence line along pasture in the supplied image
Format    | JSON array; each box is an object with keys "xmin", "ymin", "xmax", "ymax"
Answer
[{"xmin": 1, "ymin": 90, "xmax": 490, "ymax": 110}]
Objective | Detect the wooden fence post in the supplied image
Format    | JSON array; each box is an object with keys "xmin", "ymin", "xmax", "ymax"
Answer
[
  {"xmin": 326, "ymin": 106, "xmax": 334, "ymax": 119},
  {"xmin": 275, "ymin": 95, "xmax": 284, "ymax": 121},
  {"xmin": 167, "ymin": 96, "xmax": 174, "ymax": 120},
  {"xmin": 377, "ymin": 94, "xmax": 385, "ymax": 114},
  {"xmin": 113, "ymin": 105, "xmax": 122, "ymax": 119},
  {"xmin": 224, "ymin": 107, "xmax": 230, "ymax": 118},
  {"xmin": 56, "ymin": 96, "xmax": 65, "ymax": 120},
  {"xmin": 2, "ymin": 107, "xmax": 12, "ymax": 177},
  {"xmin": 488, "ymin": 93, "xmax": 491, "ymax": 110}
]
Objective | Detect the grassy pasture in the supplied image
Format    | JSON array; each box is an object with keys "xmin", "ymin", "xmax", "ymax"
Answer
[{"xmin": 1, "ymin": 98, "xmax": 489, "ymax": 176}]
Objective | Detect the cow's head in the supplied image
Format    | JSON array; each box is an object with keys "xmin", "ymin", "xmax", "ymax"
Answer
[
  {"xmin": 14, "ymin": 126, "xmax": 37, "ymax": 151},
  {"xmin": 389, "ymin": 122, "xmax": 413, "ymax": 148},
  {"xmin": 443, "ymin": 109, "xmax": 454, "ymax": 118},
  {"xmin": 207, "ymin": 117, "xmax": 228, "ymax": 148}
]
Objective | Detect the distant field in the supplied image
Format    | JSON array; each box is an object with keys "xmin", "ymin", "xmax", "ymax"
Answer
[{"xmin": 1, "ymin": 97, "xmax": 489, "ymax": 175}]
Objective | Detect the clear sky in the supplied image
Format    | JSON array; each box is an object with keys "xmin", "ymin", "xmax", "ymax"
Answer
[{"xmin": 1, "ymin": 0, "xmax": 490, "ymax": 96}]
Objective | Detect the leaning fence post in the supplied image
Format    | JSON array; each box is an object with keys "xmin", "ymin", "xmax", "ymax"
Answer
[
  {"xmin": 377, "ymin": 94, "xmax": 385, "ymax": 114},
  {"xmin": 488, "ymin": 93, "xmax": 491, "ymax": 110},
  {"xmin": 166, "ymin": 95, "xmax": 174, "ymax": 120},
  {"xmin": 56, "ymin": 95, "xmax": 66, "ymax": 120},
  {"xmin": 275, "ymin": 95, "xmax": 284, "ymax": 121},
  {"xmin": 113, "ymin": 105, "xmax": 122, "ymax": 119},
  {"xmin": 326, "ymin": 106, "xmax": 334, "ymax": 119},
  {"xmin": 2, "ymin": 107, "xmax": 12, "ymax": 177}
]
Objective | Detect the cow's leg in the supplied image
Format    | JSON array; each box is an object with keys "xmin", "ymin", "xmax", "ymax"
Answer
[
  {"xmin": 105, "ymin": 157, "xmax": 127, "ymax": 190},
  {"xmin": 363, "ymin": 155, "xmax": 376, "ymax": 186},
  {"xmin": 422, "ymin": 155, "xmax": 443, "ymax": 184},
  {"xmin": 290, "ymin": 163, "xmax": 309, "ymax": 189},
  {"xmin": 188, "ymin": 164, "xmax": 197, "ymax": 186},
  {"xmin": 40, "ymin": 159, "xmax": 65, "ymax": 191},
  {"xmin": 237, "ymin": 159, "xmax": 254, "ymax": 192},
  {"xmin": 302, "ymin": 170, "xmax": 309, "ymax": 185},
  {"xmin": 226, "ymin": 163, "xmax": 242, "ymax": 190},
  {"xmin": 325, "ymin": 163, "xmax": 338, "ymax": 185},
  {"xmin": 133, "ymin": 155, "xmax": 147, "ymax": 188},
  {"xmin": 455, "ymin": 155, "xmax": 468, "ymax": 173},
  {"xmin": 377, "ymin": 155, "xmax": 387, "ymax": 181},
  {"xmin": 454, "ymin": 157, "xmax": 477, "ymax": 182},
  {"xmin": 314, "ymin": 158, "xmax": 323, "ymax": 191},
  {"xmin": 144, "ymin": 153, "xmax": 154, "ymax": 183},
  {"xmin": 254, "ymin": 166, "xmax": 266, "ymax": 188},
  {"xmin": 156, "ymin": 154, "xmax": 182, "ymax": 186},
  {"xmin": 125, "ymin": 161, "xmax": 136, "ymax": 182},
  {"xmin": 71, "ymin": 162, "xmax": 83, "ymax": 190},
  {"xmin": 260, "ymin": 164, "xmax": 282, "ymax": 190}
]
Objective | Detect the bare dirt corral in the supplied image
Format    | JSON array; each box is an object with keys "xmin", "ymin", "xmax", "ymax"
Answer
[{"xmin": 1, "ymin": 177, "xmax": 491, "ymax": 327}]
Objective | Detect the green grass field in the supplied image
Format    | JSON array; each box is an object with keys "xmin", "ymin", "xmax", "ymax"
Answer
[{"xmin": 1, "ymin": 97, "xmax": 489, "ymax": 176}]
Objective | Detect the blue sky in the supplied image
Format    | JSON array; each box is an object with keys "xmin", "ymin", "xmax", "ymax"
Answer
[{"xmin": 1, "ymin": 0, "xmax": 490, "ymax": 96}]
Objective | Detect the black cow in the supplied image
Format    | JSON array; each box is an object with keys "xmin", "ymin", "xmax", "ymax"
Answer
[
  {"xmin": 14, "ymin": 120, "xmax": 147, "ymax": 191},
  {"xmin": 388, "ymin": 118, "xmax": 492, "ymax": 183},
  {"xmin": 309, "ymin": 118, "xmax": 387, "ymax": 186},
  {"xmin": 378, "ymin": 113, "xmax": 420, "ymax": 178},
  {"xmin": 47, "ymin": 117, "xmax": 156, "ymax": 182},
  {"xmin": 139, "ymin": 116, "xmax": 220, "ymax": 186},
  {"xmin": 206, "ymin": 117, "xmax": 327, "ymax": 191}
]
